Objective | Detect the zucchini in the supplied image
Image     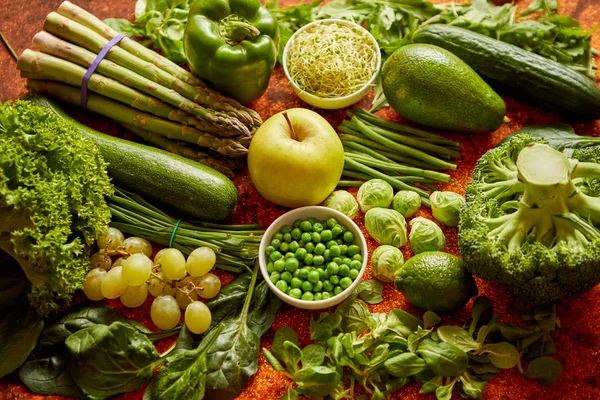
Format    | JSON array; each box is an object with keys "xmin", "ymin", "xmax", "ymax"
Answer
[
  {"xmin": 32, "ymin": 95, "xmax": 238, "ymax": 222},
  {"xmin": 413, "ymin": 25, "xmax": 600, "ymax": 119}
]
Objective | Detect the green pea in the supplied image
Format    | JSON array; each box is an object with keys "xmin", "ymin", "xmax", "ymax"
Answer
[
  {"xmin": 298, "ymin": 240, "xmax": 306, "ymax": 248},
  {"xmin": 269, "ymin": 251, "xmax": 282, "ymax": 262},
  {"xmin": 302, "ymin": 281, "xmax": 313, "ymax": 292},
  {"xmin": 327, "ymin": 218, "xmax": 338, "ymax": 229},
  {"xmin": 313, "ymin": 255, "xmax": 325, "ymax": 266},
  {"xmin": 342, "ymin": 258, "xmax": 352, "ymax": 266},
  {"xmin": 270, "ymin": 272, "xmax": 281, "ymax": 284},
  {"xmin": 295, "ymin": 248, "xmax": 307, "ymax": 260},
  {"xmin": 326, "ymin": 262, "xmax": 340, "ymax": 276},
  {"xmin": 348, "ymin": 245, "xmax": 361, "ymax": 257},
  {"xmin": 274, "ymin": 259, "xmax": 286, "ymax": 272},
  {"xmin": 304, "ymin": 254, "xmax": 314, "ymax": 266},
  {"xmin": 343, "ymin": 231, "xmax": 354, "ymax": 243},
  {"xmin": 280, "ymin": 242, "xmax": 289, "ymax": 253},
  {"xmin": 285, "ymin": 252, "xmax": 295, "ymax": 260},
  {"xmin": 312, "ymin": 223, "xmax": 324, "ymax": 233},
  {"xmin": 301, "ymin": 232, "xmax": 312, "ymax": 243},
  {"xmin": 349, "ymin": 269, "xmax": 359, "ymax": 280},
  {"xmin": 273, "ymin": 232, "xmax": 283, "ymax": 241},
  {"xmin": 308, "ymin": 270, "xmax": 320, "ymax": 284},
  {"xmin": 293, "ymin": 219, "xmax": 302, "ymax": 228},
  {"xmin": 313, "ymin": 281, "xmax": 323, "ymax": 292},
  {"xmin": 291, "ymin": 228, "xmax": 302, "ymax": 240},
  {"xmin": 266, "ymin": 262, "xmax": 274, "ymax": 274},
  {"xmin": 300, "ymin": 220, "xmax": 312, "ymax": 232},
  {"xmin": 326, "ymin": 240, "xmax": 337, "ymax": 249},
  {"xmin": 293, "ymin": 269, "xmax": 301, "ymax": 278},
  {"xmin": 314, "ymin": 243, "xmax": 326, "ymax": 255},
  {"xmin": 311, "ymin": 232, "xmax": 322, "ymax": 243},
  {"xmin": 309, "ymin": 218, "xmax": 318, "ymax": 225},
  {"xmin": 305, "ymin": 242, "xmax": 315, "ymax": 253},
  {"xmin": 330, "ymin": 275, "xmax": 340, "ymax": 285},
  {"xmin": 289, "ymin": 241, "xmax": 300, "ymax": 253},
  {"xmin": 339, "ymin": 265, "xmax": 350, "ymax": 277},
  {"xmin": 291, "ymin": 277, "xmax": 303, "ymax": 289},
  {"xmin": 330, "ymin": 245, "xmax": 341, "ymax": 257},
  {"xmin": 339, "ymin": 244, "xmax": 348, "ymax": 255},
  {"xmin": 281, "ymin": 271, "xmax": 293, "ymax": 283},
  {"xmin": 331, "ymin": 225, "xmax": 342, "ymax": 238},
  {"xmin": 314, "ymin": 293, "xmax": 323, "ymax": 301},
  {"xmin": 334, "ymin": 286, "xmax": 343, "ymax": 295},
  {"xmin": 332, "ymin": 257, "xmax": 343, "ymax": 265},
  {"xmin": 323, "ymin": 249, "xmax": 331, "ymax": 261},
  {"xmin": 316, "ymin": 268, "xmax": 325, "ymax": 278},
  {"xmin": 350, "ymin": 260, "xmax": 362, "ymax": 270},
  {"xmin": 301, "ymin": 292, "xmax": 314, "ymax": 301},
  {"xmin": 289, "ymin": 288, "xmax": 302, "ymax": 298},
  {"xmin": 336, "ymin": 239, "xmax": 343, "ymax": 245},
  {"xmin": 266, "ymin": 246, "xmax": 275, "ymax": 256},
  {"xmin": 340, "ymin": 224, "xmax": 348, "ymax": 233},
  {"xmin": 352, "ymin": 254, "xmax": 363, "ymax": 262},
  {"xmin": 323, "ymin": 280, "xmax": 334, "ymax": 292},
  {"xmin": 270, "ymin": 239, "xmax": 281, "ymax": 249},
  {"xmin": 283, "ymin": 233, "xmax": 292, "ymax": 243},
  {"xmin": 298, "ymin": 267, "xmax": 310, "ymax": 280},
  {"xmin": 321, "ymin": 230, "xmax": 333, "ymax": 242},
  {"xmin": 276, "ymin": 280, "xmax": 288, "ymax": 293},
  {"xmin": 340, "ymin": 277, "xmax": 353, "ymax": 289},
  {"xmin": 322, "ymin": 291, "xmax": 332, "ymax": 299},
  {"xmin": 285, "ymin": 257, "xmax": 299, "ymax": 272},
  {"xmin": 281, "ymin": 225, "xmax": 292, "ymax": 234}
]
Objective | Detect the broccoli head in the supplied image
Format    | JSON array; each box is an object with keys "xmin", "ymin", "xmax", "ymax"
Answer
[
  {"xmin": 459, "ymin": 134, "xmax": 600, "ymax": 304},
  {"xmin": 0, "ymin": 100, "xmax": 113, "ymax": 315}
]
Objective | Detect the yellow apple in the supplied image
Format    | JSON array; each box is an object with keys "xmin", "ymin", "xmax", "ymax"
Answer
[{"xmin": 248, "ymin": 108, "xmax": 344, "ymax": 208}]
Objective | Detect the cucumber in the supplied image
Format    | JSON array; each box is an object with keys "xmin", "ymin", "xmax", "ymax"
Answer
[
  {"xmin": 32, "ymin": 95, "xmax": 238, "ymax": 222},
  {"xmin": 413, "ymin": 25, "xmax": 600, "ymax": 119}
]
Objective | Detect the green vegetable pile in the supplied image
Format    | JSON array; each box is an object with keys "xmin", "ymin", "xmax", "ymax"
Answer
[
  {"xmin": 263, "ymin": 295, "xmax": 562, "ymax": 400},
  {"xmin": 0, "ymin": 100, "xmax": 112, "ymax": 315},
  {"xmin": 459, "ymin": 127, "xmax": 600, "ymax": 304}
]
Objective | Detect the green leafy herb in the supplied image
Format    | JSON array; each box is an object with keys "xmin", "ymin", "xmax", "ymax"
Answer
[
  {"xmin": 417, "ymin": 339, "xmax": 469, "ymax": 377},
  {"xmin": 437, "ymin": 326, "xmax": 481, "ymax": 352},
  {"xmin": 483, "ymin": 342, "xmax": 521, "ymax": 369},
  {"xmin": 355, "ymin": 280, "xmax": 384, "ymax": 304},
  {"xmin": 525, "ymin": 357, "xmax": 563, "ymax": 386},
  {"xmin": 384, "ymin": 352, "xmax": 428, "ymax": 378}
]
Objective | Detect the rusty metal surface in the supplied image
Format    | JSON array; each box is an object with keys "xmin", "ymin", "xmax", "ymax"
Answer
[{"xmin": 0, "ymin": 0, "xmax": 600, "ymax": 399}]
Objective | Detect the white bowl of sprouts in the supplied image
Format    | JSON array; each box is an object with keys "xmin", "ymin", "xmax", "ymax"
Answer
[{"xmin": 282, "ymin": 19, "xmax": 381, "ymax": 110}]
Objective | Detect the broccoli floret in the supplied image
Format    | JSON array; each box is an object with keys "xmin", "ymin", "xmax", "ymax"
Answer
[
  {"xmin": 0, "ymin": 101, "xmax": 113, "ymax": 315},
  {"xmin": 459, "ymin": 134, "xmax": 600, "ymax": 304}
]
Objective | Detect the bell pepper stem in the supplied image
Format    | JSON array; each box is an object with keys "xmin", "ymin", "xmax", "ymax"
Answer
[{"xmin": 220, "ymin": 15, "xmax": 260, "ymax": 45}]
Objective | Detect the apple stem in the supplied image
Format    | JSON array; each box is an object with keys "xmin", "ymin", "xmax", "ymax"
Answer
[{"xmin": 282, "ymin": 112, "xmax": 298, "ymax": 141}]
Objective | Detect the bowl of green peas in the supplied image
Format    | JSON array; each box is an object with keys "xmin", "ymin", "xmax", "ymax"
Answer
[{"xmin": 259, "ymin": 206, "xmax": 368, "ymax": 309}]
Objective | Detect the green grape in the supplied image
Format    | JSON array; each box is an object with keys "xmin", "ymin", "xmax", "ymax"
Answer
[
  {"xmin": 162, "ymin": 248, "xmax": 187, "ymax": 280},
  {"xmin": 112, "ymin": 257, "xmax": 127, "ymax": 268},
  {"xmin": 83, "ymin": 268, "xmax": 106, "ymax": 301},
  {"xmin": 196, "ymin": 273, "xmax": 221, "ymax": 299},
  {"xmin": 175, "ymin": 281, "xmax": 198, "ymax": 310},
  {"xmin": 186, "ymin": 247, "xmax": 216, "ymax": 277},
  {"xmin": 151, "ymin": 295, "xmax": 181, "ymax": 330},
  {"xmin": 100, "ymin": 266, "xmax": 128, "ymax": 299},
  {"xmin": 97, "ymin": 227, "xmax": 124, "ymax": 251},
  {"xmin": 148, "ymin": 270, "xmax": 167, "ymax": 297},
  {"xmin": 123, "ymin": 236, "xmax": 153, "ymax": 257},
  {"xmin": 154, "ymin": 248, "xmax": 168, "ymax": 265},
  {"xmin": 120, "ymin": 283, "xmax": 149, "ymax": 308},
  {"xmin": 185, "ymin": 301, "xmax": 212, "ymax": 334},
  {"xmin": 122, "ymin": 253, "xmax": 153, "ymax": 286},
  {"xmin": 90, "ymin": 252, "xmax": 112, "ymax": 271}
]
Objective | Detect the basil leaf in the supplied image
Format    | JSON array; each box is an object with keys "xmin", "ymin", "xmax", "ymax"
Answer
[
  {"xmin": 423, "ymin": 311, "xmax": 441, "ymax": 330},
  {"xmin": 294, "ymin": 366, "xmax": 341, "ymax": 398},
  {"xmin": 272, "ymin": 326, "xmax": 300, "ymax": 361},
  {"xmin": 484, "ymin": 342, "xmax": 520, "ymax": 369},
  {"xmin": 142, "ymin": 324, "xmax": 223, "ymax": 400},
  {"xmin": 301, "ymin": 344, "xmax": 325, "ymax": 369},
  {"xmin": 310, "ymin": 312, "xmax": 342, "ymax": 343},
  {"xmin": 525, "ymin": 357, "xmax": 563, "ymax": 386},
  {"xmin": 437, "ymin": 326, "xmax": 480, "ymax": 352},
  {"xmin": 416, "ymin": 339, "xmax": 469, "ymax": 377},
  {"xmin": 384, "ymin": 352, "xmax": 428, "ymax": 378},
  {"xmin": 66, "ymin": 322, "xmax": 161, "ymax": 399},
  {"xmin": 18, "ymin": 355, "xmax": 84, "ymax": 399},
  {"xmin": 280, "ymin": 383, "xmax": 299, "ymax": 400},
  {"xmin": 356, "ymin": 280, "xmax": 383, "ymax": 304}
]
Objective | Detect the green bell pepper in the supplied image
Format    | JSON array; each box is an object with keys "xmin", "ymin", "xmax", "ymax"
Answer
[{"xmin": 184, "ymin": 0, "xmax": 279, "ymax": 105}]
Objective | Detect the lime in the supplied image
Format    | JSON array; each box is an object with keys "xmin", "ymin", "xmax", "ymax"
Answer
[{"xmin": 395, "ymin": 252, "xmax": 477, "ymax": 313}]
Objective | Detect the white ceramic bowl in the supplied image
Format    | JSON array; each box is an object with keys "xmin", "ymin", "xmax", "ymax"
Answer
[
  {"xmin": 259, "ymin": 206, "xmax": 368, "ymax": 310},
  {"xmin": 282, "ymin": 19, "xmax": 381, "ymax": 110}
]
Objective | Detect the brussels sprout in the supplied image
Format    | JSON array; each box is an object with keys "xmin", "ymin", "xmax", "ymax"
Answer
[
  {"xmin": 371, "ymin": 245, "xmax": 404, "ymax": 282},
  {"xmin": 430, "ymin": 191, "xmax": 465, "ymax": 227},
  {"xmin": 324, "ymin": 190, "xmax": 359, "ymax": 219},
  {"xmin": 392, "ymin": 190, "xmax": 422, "ymax": 218},
  {"xmin": 364, "ymin": 208, "xmax": 407, "ymax": 247},
  {"xmin": 357, "ymin": 179, "xmax": 394, "ymax": 212},
  {"xmin": 409, "ymin": 217, "xmax": 446, "ymax": 254}
]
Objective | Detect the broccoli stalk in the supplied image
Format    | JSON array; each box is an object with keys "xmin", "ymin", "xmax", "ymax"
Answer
[
  {"xmin": 459, "ymin": 135, "xmax": 600, "ymax": 304},
  {"xmin": 0, "ymin": 100, "xmax": 113, "ymax": 315}
]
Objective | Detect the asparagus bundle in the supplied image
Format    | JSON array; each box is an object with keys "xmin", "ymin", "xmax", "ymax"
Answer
[
  {"xmin": 109, "ymin": 187, "xmax": 264, "ymax": 274},
  {"xmin": 18, "ymin": 2, "xmax": 260, "ymax": 163},
  {"xmin": 339, "ymin": 108, "xmax": 461, "ymax": 205}
]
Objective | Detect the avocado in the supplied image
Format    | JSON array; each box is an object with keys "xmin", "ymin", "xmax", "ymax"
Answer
[{"xmin": 382, "ymin": 44, "xmax": 506, "ymax": 133}]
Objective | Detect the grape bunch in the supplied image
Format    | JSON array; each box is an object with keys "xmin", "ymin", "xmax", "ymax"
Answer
[{"xmin": 83, "ymin": 228, "xmax": 220, "ymax": 334}]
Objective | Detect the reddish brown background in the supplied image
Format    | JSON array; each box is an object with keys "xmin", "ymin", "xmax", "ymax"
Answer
[{"xmin": 1, "ymin": 0, "xmax": 600, "ymax": 399}]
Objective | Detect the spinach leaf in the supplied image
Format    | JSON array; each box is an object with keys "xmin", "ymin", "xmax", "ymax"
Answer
[
  {"xmin": 437, "ymin": 326, "xmax": 480, "ymax": 352},
  {"xmin": 416, "ymin": 339, "xmax": 468, "ymax": 377},
  {"xmin": 407, "ymin": 327, "xmax": 432, "ymax": 353},
  {"xmin": 247, "ymin": 280, "xmax": 282, "ymax": 337},
  {"xmin": 206, "ymin": 273, "xmax": 252, "ymax": 330},
  {"xmin": 384, "ymin": 352, "xmax": 428, "ymax": 378},
  {"xmin": 368, "ymin": 343, "xmax": 390, "ymax": 368},
  {"xmin": 18, "ymin": 355, "xmax": 85, "ymax": 399},
  {"xmin": 301, "ymin": 344, "xmax": 326, "ymax": 368},
  {"xmin": 66, "ymin": 322, "xmax": 161, "ymax": 399},
  {"xmin": 204, "ymin": 265, "xmax": 261, "ymax": 399},
  {"xmin": 355, "ymin": 280, "xmax": 384, "ymax": 304},
  {"xmin": 294, "ymin": 365, "xmax": 340, "ymax": 398},
  {"xmin": 484, "ymin": 342, "xmax": 520, "ymax": 369},
  {"xmin": 142, "ymin": 324, "xmax": 223, "ymax": 400},
  {"xmin": 525, "ymin": 357, "xmax": 563, "ymax": 386}
]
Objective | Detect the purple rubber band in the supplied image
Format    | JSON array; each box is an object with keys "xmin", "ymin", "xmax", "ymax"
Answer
[{"xmin": 80, "ymin": 34, "xmax": 126, "ymax": 108}]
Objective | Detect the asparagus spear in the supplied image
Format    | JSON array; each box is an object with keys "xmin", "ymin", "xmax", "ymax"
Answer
[
  {"xmin": 27, "ymin": 79, "xmax": 248, "ymax": 157},
  {"xmin": 57, "ymin": 1, "xmax": 262, "ymax": 127},
  {"xmin": 31, "ymin": 32, "xmax": 245, "ymax": 138},
  {"xmin": 43, "ymin": 12, "xmax": 251, "ymax": 137},
  {"xmin": 122, "ymin": 124, "xmax": 235, "ymax": 178}
]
